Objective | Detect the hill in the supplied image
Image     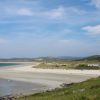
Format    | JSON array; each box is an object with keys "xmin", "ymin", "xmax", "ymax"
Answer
[
  {"xmin": 0, "ymin": 55, "xmax": 100, "ymax": 62},
  {"xmin": 82, "ymin": 55, "xmax": 100, "ymax": 61}
]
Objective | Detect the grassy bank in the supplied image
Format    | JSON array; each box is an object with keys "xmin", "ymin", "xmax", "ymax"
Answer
[
  {"xmin": 17, "ymin": 77, "xmax": 100, "ymax": 100},
  {"xmin": 34, "ymin": 60, "xmax": 100, "ymax": 70}
]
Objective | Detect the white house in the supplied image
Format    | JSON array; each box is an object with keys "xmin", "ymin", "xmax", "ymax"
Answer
[{"xmin": 88, "ymin": 64, "xmax": 100, "ymax": 67}]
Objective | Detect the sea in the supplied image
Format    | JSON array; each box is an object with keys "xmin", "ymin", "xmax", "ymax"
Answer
[{"xmin": 0, "ymin": 63, "xmax": 18, "ymax": 67}]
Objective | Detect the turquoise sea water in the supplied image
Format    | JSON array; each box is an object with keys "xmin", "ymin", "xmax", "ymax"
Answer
[{"xmin": 0, "ymin": 63, "xmax": 18, "ymax": 67}]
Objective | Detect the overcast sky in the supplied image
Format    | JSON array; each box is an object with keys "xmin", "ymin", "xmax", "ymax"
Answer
[{"xmin": 0, "ymin": 0, "xmax": 100, "ymax": 58}]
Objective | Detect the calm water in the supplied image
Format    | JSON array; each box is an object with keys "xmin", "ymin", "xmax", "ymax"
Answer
[
  {"xmin": 0, "ymin": 63, "xmax": 18, "ymax": 67},
  {"xmin": 0, "ymin": 79, "xmax": 47, "ymax": 97}
]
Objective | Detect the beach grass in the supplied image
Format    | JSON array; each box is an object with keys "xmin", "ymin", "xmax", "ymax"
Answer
[
  {"xmin": 34, "ymin": 60, "xmax": 100, "ymax": 70},
  {"xmin": 17, "ymin": 76, "xmax": 100, "ymax": 100}
]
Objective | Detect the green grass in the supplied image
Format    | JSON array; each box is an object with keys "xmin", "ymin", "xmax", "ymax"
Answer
[
  {"xmin": 34, "ymin": 62, "xmax": 73, "ymax": 69},
  {"xmin": 17, "ymin": 77, "xmax": 100, "ymax": 100}
]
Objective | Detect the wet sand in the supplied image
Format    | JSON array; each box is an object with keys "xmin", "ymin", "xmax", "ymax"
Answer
[{"xmin": 0, "ymin": 79, "xmax": 48, "ymax": 97}]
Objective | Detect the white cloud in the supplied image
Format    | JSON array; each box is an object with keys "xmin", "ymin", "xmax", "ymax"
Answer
[
  {"xmin": 42, "ymin": 6, "xmax": 85, "ymax": 20},
  {"xmin": 17, "ymin": 8, "xmax": 33, "ymax": 16},
  {"xmin": 2, "ymin": 6, "xmax": 65, "ymax": 18},
  {"xmin": 46, "ymin": 6, "xmax": 65, "ymax": 19},
  {"xmin": 82, "ymin": 24, "xmax": 100, "ymax": 35},
  {"xmin": 66, "ymin": 7, "xmax": 86, "ymax": 15},
  {"xmin": 2, "ymin": 6, "xmax": 33, "ymax": 16},
  {"xmin": 33, "ymin": 6, "xmax": 65, "ymax": 20},
  {"xmin": 91, "ymin": 0, "xmax": 100, "ymax": 9}
]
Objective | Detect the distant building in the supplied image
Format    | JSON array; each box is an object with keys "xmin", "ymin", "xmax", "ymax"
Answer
[{"xmin": 88, "ymin": 64, "xmax": 100, "ymax": 67}]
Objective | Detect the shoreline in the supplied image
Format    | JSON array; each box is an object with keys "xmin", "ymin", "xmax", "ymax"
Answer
[
  {"xmin": 0, "ymin": 62, "xmax": 100, "ymax": 97},
  {"xmin": 0, "ymin": 62, "xmax": 100, "ymax": 76},
  {"xmin": 11, "ymin": 64, "xmax": 100, "ymax": 76},
  {"xmin": 0, "ymin": 61, "xmax": 100, "ymax": 76},
  {"xmin": 0, "ymin": 62, "xmax": 38, "ymax": 70},
  {"xmin": 0, "ymin": 61, "xmax": 34, "ymax": 63}
]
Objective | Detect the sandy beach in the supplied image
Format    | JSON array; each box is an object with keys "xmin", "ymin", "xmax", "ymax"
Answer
[
  {"xmin": 12, "ymin": 64, "xmax": 100, "ymax": 75},
  {"xmin": 0, "ymin": 62, "xmax": 100, "ymax": 96}
]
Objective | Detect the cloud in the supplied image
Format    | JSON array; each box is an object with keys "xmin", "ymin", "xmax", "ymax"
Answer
[
  {"xmin": 1, "ymin": 5, "xmax": 65, "ymax": 19},
  {"xmin": 24, "ymin": 6, "xmax": 66, "ymax": 20},
  {"xmin": 45, "ymin": 6, "xmax": 65, "ymax": 19},
  {"xmin": 41, "ymin": 6, "xmax": 87, "ymax": 20},
  {"xmin": 6, "ymin": 7, "xmax": 33, "ymax": 16},
  {"xmin": 0, "ymin": 5, "xmax": 33, "ymax": 17},
  {"xmin": 82, "ymin": 24, "xmax": 100, "ymax": 35},
  {"xmin": 66, "ymin": 7, "xmax": 87, "ymax": 15},
  {"xmin": 0, "ymin": 2, "xmax": 91, "ymax": 25},
  {"xmin": 17, "ymin": 8, "xmax": 33, "ymax": 16},
  {"xmin": 91, "ymin": 0, "xmax": 100, "ymax": 9}
]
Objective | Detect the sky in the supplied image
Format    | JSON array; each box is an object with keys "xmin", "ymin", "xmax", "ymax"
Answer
[{"xmin": 0, "ymin": 0, "xmax": 100, "ymax": 58}]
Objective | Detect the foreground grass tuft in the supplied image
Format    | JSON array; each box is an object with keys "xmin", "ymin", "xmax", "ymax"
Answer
[{"xmin": 17, "ymin": 77, "xmax": 100, "ymax": 100}]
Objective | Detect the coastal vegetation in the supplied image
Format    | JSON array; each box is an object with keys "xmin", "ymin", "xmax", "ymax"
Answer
[
  {"xmin": 17, "ymin": 77, "xmax": 100, "ymax": 100},
  {"xmin": 35, "ymin": 60, "xmax": 100, "ymax": 70},
  {"xmin": 33, "ymin": 55, "xmax": 100, "ymax": 69},
  {"xmin": 75, "ymin": 64, "xmax": 100, "ymax": 70}
]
